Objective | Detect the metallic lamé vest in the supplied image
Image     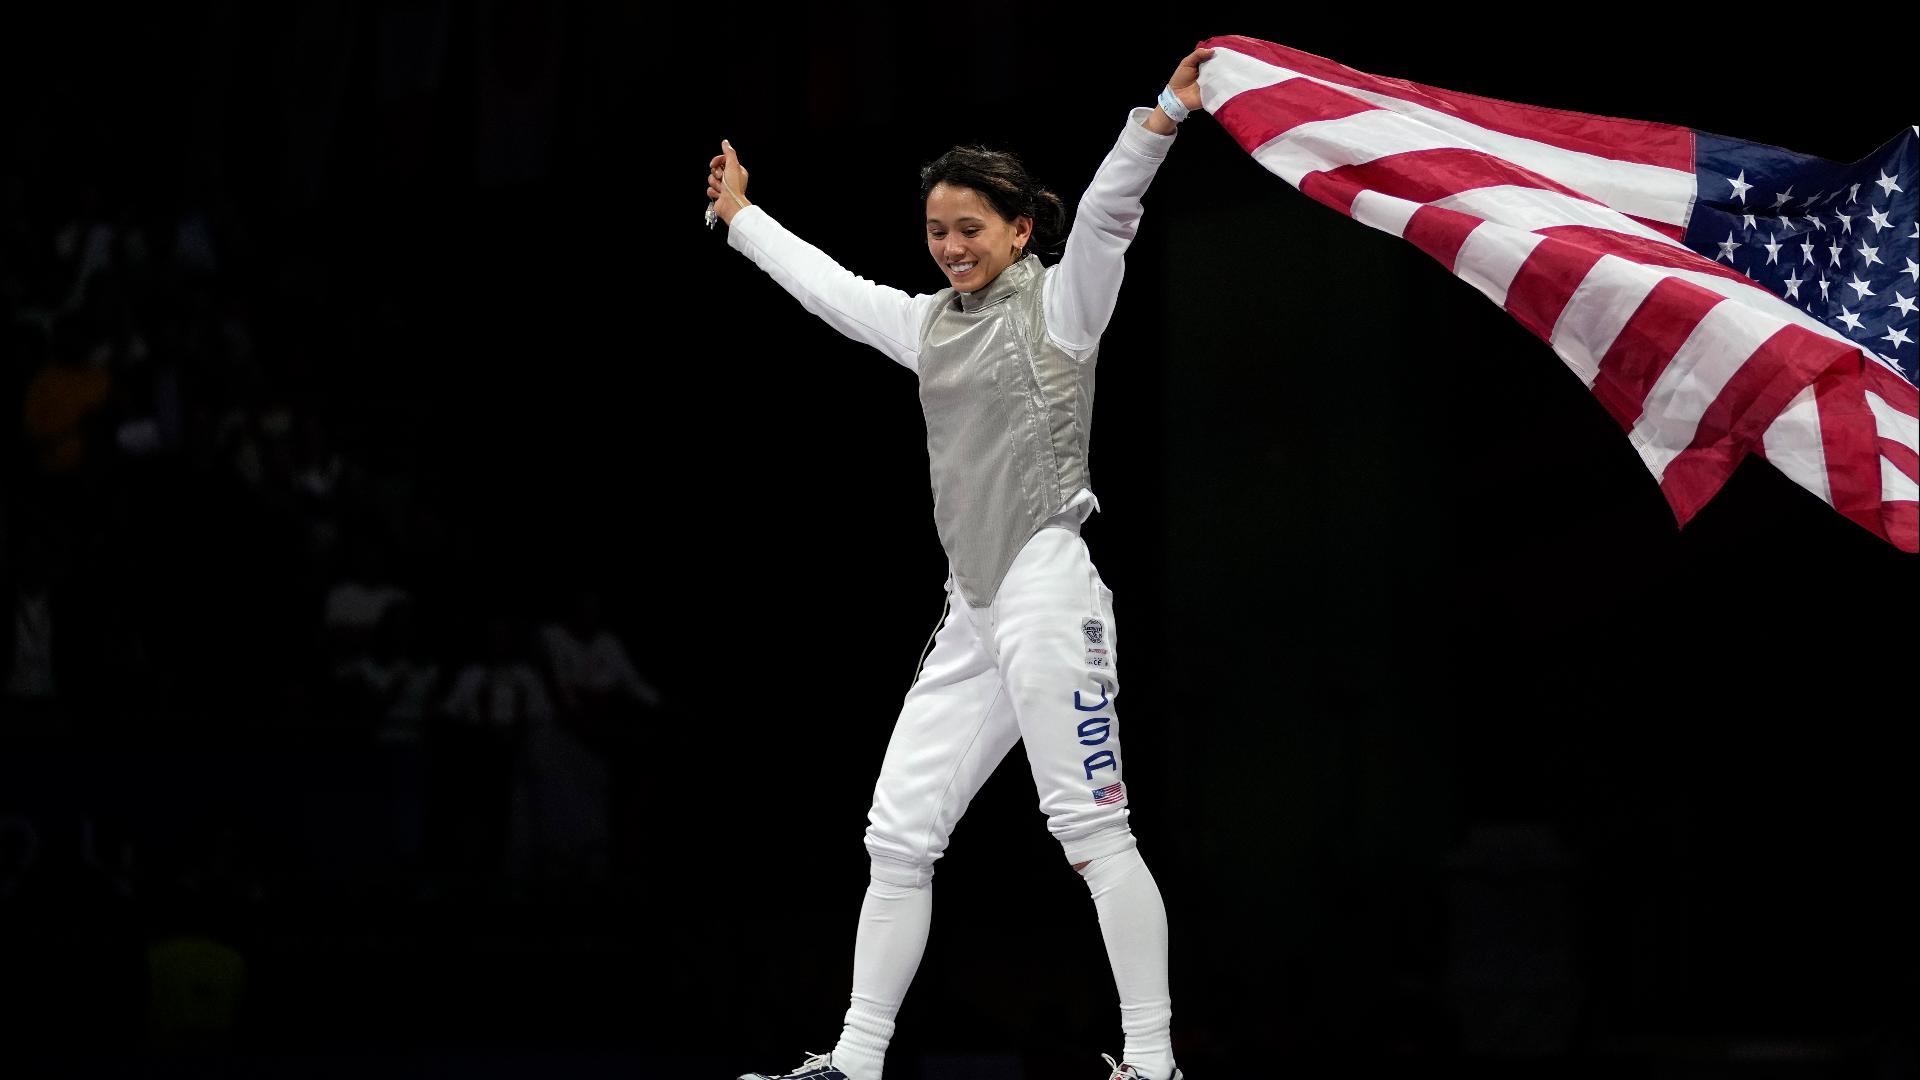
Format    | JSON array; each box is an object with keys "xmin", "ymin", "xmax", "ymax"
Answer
[{"xmin": 916, "ymin": 255, "xmax": 1097, "ymax": 608}]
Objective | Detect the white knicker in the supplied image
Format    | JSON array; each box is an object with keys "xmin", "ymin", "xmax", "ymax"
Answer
[{"xmin": 864, "ymin": 523, "xmax": 1135, "ymax": 888}]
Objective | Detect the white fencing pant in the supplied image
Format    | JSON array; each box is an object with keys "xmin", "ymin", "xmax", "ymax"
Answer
[{"xmin": 864, "ymin": 524, "xmax": 1135, "ymax": 888}]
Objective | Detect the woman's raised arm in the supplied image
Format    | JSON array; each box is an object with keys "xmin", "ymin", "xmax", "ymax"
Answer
[
  {"xmin": 709, "ymin": 140, "xmax": 938, "ymax": 373},
  {"xmin": 1043, "ymin": 48, "xmax": 1213, "ymax": 357}
]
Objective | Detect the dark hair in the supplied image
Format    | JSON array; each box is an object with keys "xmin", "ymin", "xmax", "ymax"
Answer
[{"xmin": 919, "ymin": 146, "xmax": 1069, "ymax": 259}]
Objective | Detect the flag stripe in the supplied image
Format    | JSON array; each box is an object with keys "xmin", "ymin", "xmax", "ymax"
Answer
[
  {"xmin": 1403, "ymin": 204, "xmax": 1482, "ymax": 271},
  {"xmin": 1216, "ymin": 78, "xmax": 1698, "ymax": 229},
  {"xmin": 1814, "ymin": 366, "xmax": 1885, "ymax": 536},
  {"xmin": 1885, "ymin": 501, "xmax": 1918, "ymax": 551},
  {"xmin": 1761, "ymin": 387, "xmax": 1833, "ymax": 503},
  {"xmin": 1506, "ymin": 235, "xmax": 1608, "ymax": 345},
  {"xmin": 1592, "ymin": 277, "xmax": 1722, "ymax": 428},
  {"xmin": 1660, "ymin": 324, "xmax": 1861, "ymax": 524},
  {"xmin": 1321, "ymin": 146, "xmax": 1604, "ymax": 210},
  {"xmin": 1202, "ymin": 35, "xmax": 1697, "ymax": 171},
  {"xmin": 1209, "ymin": 75, "xmax": 1379, "ymax": 157},
  {"xmin": 1883, "ymin": 440, "xmax": 1919, "ymax": 487},
  {"xmin": 1453, "ymin": 221, "xmax": 1545, "ymax": 308},
  {"xmin": 1631, "ymin": 299, "xmax": 1791, "ymax": 480}
]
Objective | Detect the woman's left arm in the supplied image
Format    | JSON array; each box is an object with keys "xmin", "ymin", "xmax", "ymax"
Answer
[{"xmin": 1044, "ymin": 47, "xmax": 1213, "ymax": 357}]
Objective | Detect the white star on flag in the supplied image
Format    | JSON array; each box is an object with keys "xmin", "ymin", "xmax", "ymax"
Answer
[
  {"xmin": 1772, "ymin": 186, "xmax": 1795, "ymax": 209},
  {"xmin": 1728, "ymin": 170, "xmax": 1752, "ymax": 202},
  {"xmin": 1765, "ymin": 236, "xmax": 1783, "ymax": 264},
  {"xmin": 1867, "ymin": 206, "xmax": 1893, "ymax": 231},
  {"xmin": 1717, "ymin": 232, "xmax": 1740, "ymax": 262},
  {"xmin": 1877, "ymin": 169, "xmax": 1905, "ymax": 197},
  {"xmin": 1894, "ymin": 292, "xmax": 1918, "ymax": 316},
  {"xmin": 1847, "ymin": 274, "xmax": 1877, "ymax": 300},
  {"xmin": 1837, "ymin": 306, "xmax": 1865, "ymax": 331},
  {"xmin": 1783, "ymin": 270, "xmax": 1806, "ymax": 299},
  {"xmin": 1886, "ymin": 326, "xmax": 1916, "ymax": 348},
  {"xmin": 1858, "ymin": 241, "xmax": 1884, "ymax": 268}
]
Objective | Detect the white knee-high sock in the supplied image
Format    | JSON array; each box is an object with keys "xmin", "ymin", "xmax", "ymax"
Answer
[
  {"xmin": 831, "ymin": 876, "xmax": 932, "ymax": 1080},
  {"xmin": 1080, "ymin": 848, "xmax": 1173, "ymax": 1078}
]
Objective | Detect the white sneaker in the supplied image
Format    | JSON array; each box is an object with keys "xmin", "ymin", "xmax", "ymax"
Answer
[{"xmin": 1102, "ymin": 1052, "xmax": 1183, "ymax": 1080}]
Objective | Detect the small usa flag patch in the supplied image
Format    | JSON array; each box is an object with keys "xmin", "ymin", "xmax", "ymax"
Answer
[{"xmin": 1091, "ymin": 783, "xmax": 1125, "ymax": 805}]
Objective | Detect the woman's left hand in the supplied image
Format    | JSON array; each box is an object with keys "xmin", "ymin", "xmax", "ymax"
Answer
[{"xmin": 1167, "ymin": 46, "xmax": 1216, "ymax": 113}]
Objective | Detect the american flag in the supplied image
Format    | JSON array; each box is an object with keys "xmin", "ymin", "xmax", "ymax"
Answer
[
  {"xmin": 1197, "ymin": 35, "xmax": 1918, "ymax": 552},
  {"xmin": 1092, "ymin": 783, "xmax": 1126, "ymax": 806}
]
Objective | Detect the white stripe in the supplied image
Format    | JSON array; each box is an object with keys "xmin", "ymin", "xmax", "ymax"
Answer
[
  {"xmin": 1432, "ymin": 184, "xmax": 1688, "ymax": 252},
  {"xmin": 1864, "ymin": 390, "xmax": 1920, "ymax": 450},
  {"xmin": 1279, "ymin": 108, "xmax": 1478, "ymax": 170},
  {"xmin": 1200, "ymin": 48, "xmax": 1296, "ymax": 114},
  {"xmin": 1549, "ymin": 254, "xmax": 1661, "ymax": 387},
  {"xmin": 1762, "ymin": 386, "xmax": 1832, "ymax": 504},
  {"xmin": 1202, "ymin": 46, "xmax": 1697, "ymax": 226},
  {"xmin": 1885, "ymin": 456, "xmax": 1920, "ymax": 502},
  {"xmin": 1619, "ymin": 262, "xmax": 1885, "ymax": 374},
  {"xmin": 1452, "ymin": 220, "xmax": 1543, "ymax": 309},
  {"xmin": 1259, "ymin": 109, "xmax": 1692, "ymax": 254},
  {"xmin": 1348, "ymin": 189, "xmax": 1420, "ymax": 238},
  {"xmin": 1629, "ymin": 301, "xmax": 1788, "ymax": 477},
  {"xmin": 1249, "ymin": 135, "xmax": 1314, "ymax": 187}
]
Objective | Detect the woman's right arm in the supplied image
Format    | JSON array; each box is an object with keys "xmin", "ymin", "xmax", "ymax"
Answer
[{"xmin": 710, "ymin": 141, "xmax": 936, "ymax": 373}]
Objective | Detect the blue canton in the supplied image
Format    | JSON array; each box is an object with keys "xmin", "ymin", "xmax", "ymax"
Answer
[{"xmin": 1686, "ymin": 126, "xmax": 1919, "ymax": 387}]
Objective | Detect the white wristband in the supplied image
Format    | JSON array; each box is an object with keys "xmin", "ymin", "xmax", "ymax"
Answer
[{"xmin": 1157, "ymin": 85, "xmax": 1191, "ymax": 124}]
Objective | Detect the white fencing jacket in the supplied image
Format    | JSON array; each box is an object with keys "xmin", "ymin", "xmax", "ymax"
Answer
[{"xmin": 726, "ymin": 107, "xmax": 1176, "ymax": 606}]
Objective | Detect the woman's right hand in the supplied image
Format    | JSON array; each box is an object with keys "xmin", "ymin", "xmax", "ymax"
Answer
[{"xmin": 706, "ymin": 139, "xmax": 752, "ymax": 227}]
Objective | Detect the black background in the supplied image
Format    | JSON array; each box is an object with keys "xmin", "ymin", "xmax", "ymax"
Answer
[{"xmin": 1, "ymin": 4, "xmax": 1912, "ymax": 1076}]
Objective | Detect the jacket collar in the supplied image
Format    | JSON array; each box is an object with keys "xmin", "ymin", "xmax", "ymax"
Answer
[{"xmin": 956, "ymin": 253, "xmax": 1039, "ymax": 314}]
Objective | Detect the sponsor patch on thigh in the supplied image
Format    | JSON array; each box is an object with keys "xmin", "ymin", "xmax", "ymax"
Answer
[{"xmin": 1081, "ymin": 617, "xmax": 1109, "ymax": 667}]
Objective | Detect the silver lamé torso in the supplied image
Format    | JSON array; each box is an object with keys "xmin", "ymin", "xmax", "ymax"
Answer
[{"xmin": 916, "ymin": 254, "xmax": 1098, "ymax": 608}]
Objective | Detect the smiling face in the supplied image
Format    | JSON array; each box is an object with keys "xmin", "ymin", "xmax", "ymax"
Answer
[{"xmin": 925, "ymin": 182, "xmax": 1032, "ymax": 293}]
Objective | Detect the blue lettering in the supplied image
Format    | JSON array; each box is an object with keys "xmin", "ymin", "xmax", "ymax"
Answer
[
  {"xmin": 1077, "ymin": 717, "xmax": 1111, "ymax": 746},
  {"xmin": 1073, "ymin": 685, "xmax": 1109, "ymax": 712},
  {"xmin": 1083, "ymin": 750, "xmax": 1118, "ymax": 780}
]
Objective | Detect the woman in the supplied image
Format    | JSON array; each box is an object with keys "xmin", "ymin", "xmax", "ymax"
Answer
[{"xmin": 707, "ymin": 46, "xmax": 1214, "ymax": 1080}]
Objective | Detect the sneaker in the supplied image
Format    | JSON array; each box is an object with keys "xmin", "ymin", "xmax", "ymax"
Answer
[
  {"xmin": 1102, "ymin": 1052, "xmax": 1183, "ymax": 1080},
  {"xmin": 738, "ymin": 1051, "xmax": 848, "ymax": 1080}
]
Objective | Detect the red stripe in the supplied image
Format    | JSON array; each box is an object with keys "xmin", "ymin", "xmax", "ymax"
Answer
[
  {"xmin": 1210, "ymin": 75, "xmax": 1378, "ymax": 155},
  {"xmin": 1885, "ymin": 501, "xmax": 1918, "ymax": 553},
  {"xmin": 1625, "ymin": 213, "xmax": 1687, "ymax": 242},
  {"xmin": 1882, "ymin": 438, "xmax": 1919, "ymax": 486},
  {"xmin": 1813, "ymin": 362, "xmax": 1885, "ymax": 539},
  {"xmin": 1201, "ymin": 35, "xmax": 1695, "ymax": 171},
  {"xmin": 1402, "ymin": 204, "xmax": 1482, "ymax": 272},
  {"xmin": 1504, "ymin": 234, "xmax": 1607, "ymax": 344},
  {"xmin": 1318, "ymin": 146, "xmax": 1605, "ymax": 210},
  {"xmin": 1590, "ymin": 277, "xmax": 1725, "ymax": 429},
  {"xmin": 1861, "ymin": 361, "xmax": 1920, "ymax": 417},
  {"xmin": 1298, "ymin": 170, "xmax": 1364, "ymax": 216},
  {"xmin": 1535, "ymin": 225, "xmax": 1757, "ymax": 291},
  {"xmin": 1660, "ymin": 324, "xmax": 1859, "ymax": 526}
]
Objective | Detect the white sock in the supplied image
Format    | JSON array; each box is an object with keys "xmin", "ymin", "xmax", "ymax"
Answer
[
  {"xmin": 1080, "ymin": 848, "xmax": 1173, "ymax": 1078},
  {"xmin": 830, "ymin": 875, "xmax": 932, "ymax": 1080}
]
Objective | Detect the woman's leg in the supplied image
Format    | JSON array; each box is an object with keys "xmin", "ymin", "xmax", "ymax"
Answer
[
  {"xmin": 990, "ymin": 527, "xmax": 1176, "ymax": 1077},
  {"xmin": 833, "ymin": 585, "xmax": 1020, "ymax": 1080}
]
